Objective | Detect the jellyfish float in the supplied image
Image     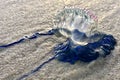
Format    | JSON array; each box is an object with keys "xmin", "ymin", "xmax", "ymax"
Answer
[{"xmin": 0, "ymin": 7, "xmax": 117, "ymax": 80}]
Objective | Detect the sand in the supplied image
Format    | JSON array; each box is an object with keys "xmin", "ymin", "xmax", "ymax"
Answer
[{"xmin": 0, "ymin": 0, "xmax": 120, "ymax": 80}]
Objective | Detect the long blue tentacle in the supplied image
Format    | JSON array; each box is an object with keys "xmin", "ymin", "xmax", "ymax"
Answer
[
  {"xmin": 0, "ymin": 29, "xmax": 57, "ymax": 48},
  {"xmin": 18, "ymin": 53, "xmax": 58, "ymax": 80}
]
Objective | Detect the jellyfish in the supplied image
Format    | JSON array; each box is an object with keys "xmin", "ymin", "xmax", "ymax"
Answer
[
  {"xmin": 53, "ymin": 7, "xmax": 116, "ymax": 63},
  {"xmin": 0, "ymin": 7, "xmax": 117, "ymax": 80}
]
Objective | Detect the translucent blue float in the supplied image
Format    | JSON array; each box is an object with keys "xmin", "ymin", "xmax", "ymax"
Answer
[{"xmin": 0, "ymin": 7, "xmax": 117, "ymax": 80}]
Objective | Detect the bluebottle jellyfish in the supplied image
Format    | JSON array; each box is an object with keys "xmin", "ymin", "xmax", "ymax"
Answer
[{"xmin": 0, "ymin": 7, "xmax": 117, "ymax": 80}]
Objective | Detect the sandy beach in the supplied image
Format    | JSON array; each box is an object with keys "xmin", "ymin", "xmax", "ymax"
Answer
[{"xmin": 0, "ymin": 0, "xmax": 120, "ymax": 80}]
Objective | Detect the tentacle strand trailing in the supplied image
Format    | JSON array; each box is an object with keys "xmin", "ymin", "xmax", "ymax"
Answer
[{"xmin": 0, "ymin": 29, "xmax": 57, "ymax": 48}]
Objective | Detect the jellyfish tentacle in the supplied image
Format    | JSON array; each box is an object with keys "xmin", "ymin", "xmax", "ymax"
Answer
[
  {"xmin": 54, "ymin": 33, "xmax": 117, "ymax": 64},
  {"xmin": 0, "ymin": 29, "xmax": 57, "ymax": 48},
  {"xmin": 99, "ymin": 35, "xmax": 117, "ymax": 57},
  {"xmin": 74, "ymin": 45, "xmax": 99, "ymax": 62},
  {"xmin": 0, "ymin": 38, "xmax": 25, "ymax": 48},
  {"xmin": 18, "ymin": 54, "xmax": 57, "ymax": 80}
]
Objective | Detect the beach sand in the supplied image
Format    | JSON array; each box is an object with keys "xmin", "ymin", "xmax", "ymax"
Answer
[{"xmin": 0, "ymin": 0, "xmax": 120, "ymax": 80}]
